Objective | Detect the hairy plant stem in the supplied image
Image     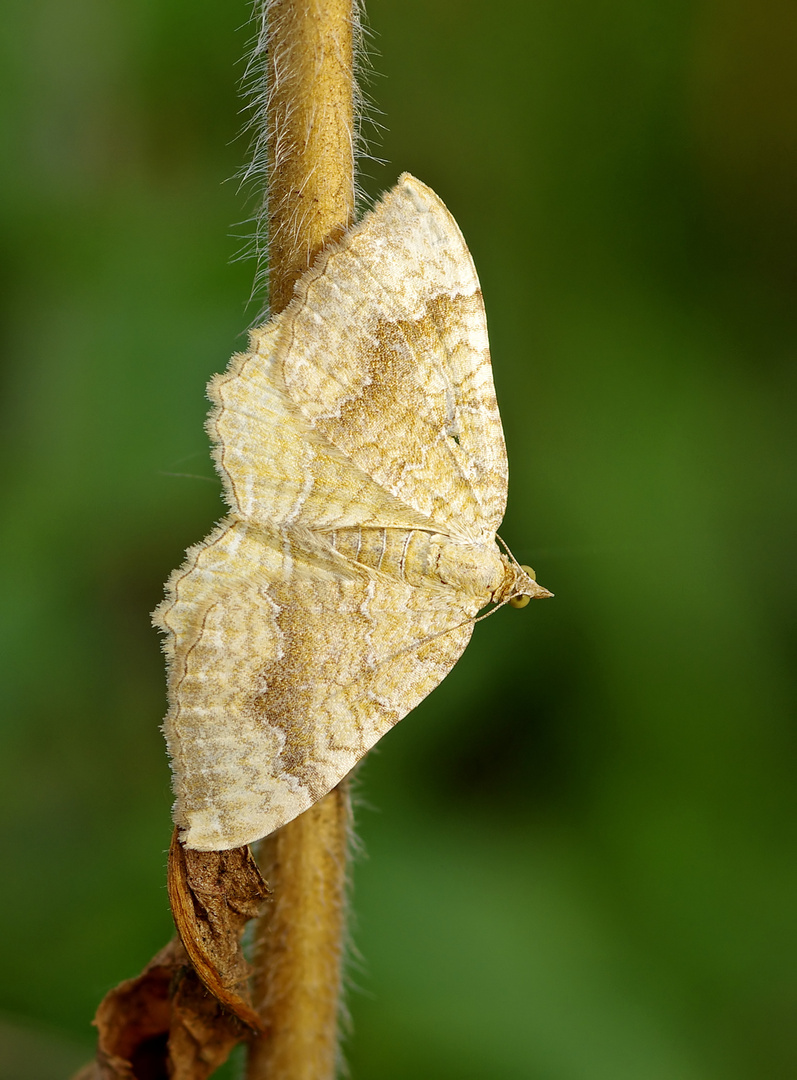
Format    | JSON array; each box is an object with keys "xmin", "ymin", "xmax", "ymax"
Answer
[
  {"xmin": 246, "ymin": 2, "xmax": 356, "ymax": 1078},
  {"xmin": 263, "ymin": 0, "xmax": 356, "ymax": 315}
]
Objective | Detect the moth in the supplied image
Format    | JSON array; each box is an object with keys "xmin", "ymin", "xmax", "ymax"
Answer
[{"xmin": 154, "ymin": 174, "xmax": 551, "ymax": 851}]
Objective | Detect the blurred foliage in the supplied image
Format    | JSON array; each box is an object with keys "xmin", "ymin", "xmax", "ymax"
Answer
[{"xmin": 1, "ymin": 0, "xmax": 796, "ymax": 1077}]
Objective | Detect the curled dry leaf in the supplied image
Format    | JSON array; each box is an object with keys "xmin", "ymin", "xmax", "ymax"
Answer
[
  {"xmin": 72, "ymin": 938, "xmax": 246, "ymax": 1080},
  {"xmin": 167, "ymin": 828, "xmax": 270, "ymax": 1031},
  {"xmin": 73, "ymin": 834, "xmax": 269, "ymax": 1079}
]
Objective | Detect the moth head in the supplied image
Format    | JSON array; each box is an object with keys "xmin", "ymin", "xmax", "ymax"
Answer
[
  {"xmin": 490, "ymin": 536, "xmax": 553, "ymax": 609},
  {"xmin": 508, "ymin": 564, "xmax": 552, "ymax": 607}
]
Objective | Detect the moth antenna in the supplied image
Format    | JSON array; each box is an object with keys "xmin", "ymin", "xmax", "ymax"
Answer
[
  {"xmin": 324, "ymin": 586, "xmax": 531, "ymax": 708},
  {"xmin": 495, "ymin": 532, "xmax": 545, "ymax": 607},
  {"xmin": 158, "ymin": 472, "xmax": 221, "ymax": 484}
]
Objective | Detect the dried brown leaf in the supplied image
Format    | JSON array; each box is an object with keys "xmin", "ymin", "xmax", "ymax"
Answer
[
  {"xmin": 73, "ymin": 938, "xmax": 245, "ymax": 1080},
  {"xmin": 168, "ymin": 828, "xmax": 270, "ymax": 1031},
  {"xmin": 169, "ymin": 970, "xmax": 247, "ymax": 1080}
]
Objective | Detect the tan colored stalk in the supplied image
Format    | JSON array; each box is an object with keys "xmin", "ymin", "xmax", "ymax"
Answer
[
  {"xmin": 248, "ymin": 791, "xmax": 351, "ymax": 1079},
  {"xmin": 263, "ymin": 0, "xmax": 356, "ymax": 314},
  {"xmin": 247, "ymin": 2, "xmax": 356, "ymax": 1078}
]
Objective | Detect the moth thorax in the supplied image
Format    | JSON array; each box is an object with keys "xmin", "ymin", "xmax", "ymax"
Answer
[{"xmin": 431, "ymin": 538, "xmax": 506, "ymax": 601}]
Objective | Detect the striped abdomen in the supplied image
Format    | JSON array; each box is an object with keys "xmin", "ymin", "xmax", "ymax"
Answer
[{"xmin": 326, "ymin": 526, "xmax": 507, "ymax": 603}]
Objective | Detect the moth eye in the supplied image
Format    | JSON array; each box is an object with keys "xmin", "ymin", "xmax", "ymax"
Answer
[{"xmin": 509, "ymin": 565, "xmax": 536, "ymax": 609}]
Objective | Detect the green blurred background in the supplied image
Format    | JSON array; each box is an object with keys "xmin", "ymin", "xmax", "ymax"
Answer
[{"xmin": 1, "ymin": 0, "xmax": 796, "ymax": 1077}]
